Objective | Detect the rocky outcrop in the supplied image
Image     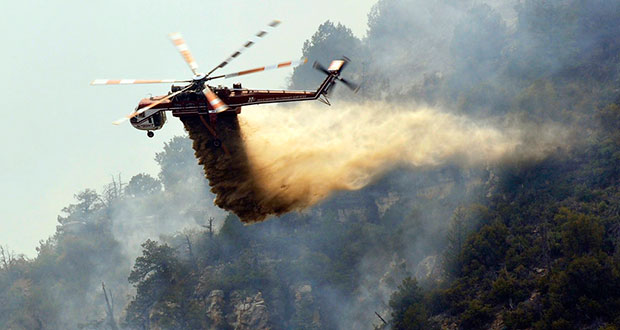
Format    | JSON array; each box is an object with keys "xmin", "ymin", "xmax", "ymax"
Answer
[
  {"xmin": 230, "ymin": 292, "xmax": 270, "ymax": 330},
  {"xmin": 375, "ymin": 191, "xmax": 400, "ymax": 218},
  {"xmin": 414, "ymin": 255, "xmax": 442, "ymax": 283},
  {"xmin": 206, "ymin": 290, "xmax": 226, "ymax": 329},
  {"xmin": 292, "ymin": 284, "xmax": 322, "ymax": 329},
  {"xmin": 203, "ymin": 290, "xmax": 271, "ymax": 329},
  {"xmin": 379, "ymin": 255, "xmax": 410, "ymax": 288}
]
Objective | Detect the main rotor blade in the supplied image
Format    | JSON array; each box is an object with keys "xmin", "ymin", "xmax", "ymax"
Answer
[
  {"xmin": 206, "ymin": 19, "xmax": 281, "ymax": 77},
  {"xmin": 202, "ymin": 84, "xmax": 229, "ymax": 113},
  {"xmin": 207, "ymin": 58, "xmax": 307, "ymax": 81},
  {"xmin": 112, "ymin": 85, "xmax": 192, "ymax": 125},
  {"xmin": 169, "ymin": 32, "xmax": 200, "ymax": 75},
  {"xmin": 91, "ymin": 79, "xmax": 190, "ymax": 85}
]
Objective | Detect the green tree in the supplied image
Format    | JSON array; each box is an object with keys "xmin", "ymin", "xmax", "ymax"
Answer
[
  {"xmin": 154, "ymin": 136, "xmax": 202, "ymax": 190},
  {"xmin": 125, "ymin": 173, "xmax": 161, "ymax": 197},
  {"xmin": 125, "ymin": 240, "xmax": 186, "ymax": 328},
  {"xmin": 444, "ymin": 206, "xmax": 488, "ymax": 277},
  {"xmin": 389, "ymin": 277, "xmax": 432, "ymax": 330},
  {"xmin": 57, "ymin": 189, "xmax": 104, "ymax": 225},
  {"xmin": 290, "ymin": 21, "xmax": 362, "ymax": 90},
  {"xmin": 556, "ymin": 208, "xmax": 604, "ymax": 257},
  {"xmin": 461, "ymin": 221, "xmax": 509, "ymax": 276},
  {"xmin": 544, "ymin": 255, "xmax": 620, "ymax": 327}
]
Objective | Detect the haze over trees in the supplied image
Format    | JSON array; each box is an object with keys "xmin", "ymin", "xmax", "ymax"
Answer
[{"xmin": 2, "ymin": 0, "xmax": 620, "ymax": 328}]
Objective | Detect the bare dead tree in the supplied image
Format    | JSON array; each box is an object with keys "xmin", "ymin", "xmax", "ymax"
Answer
[
  {"xmin": 0, "ymin": 245, "xmax": 16, "ymax": 272},
  {"xmin": 200, "ymin": 217, "xmax": 215, "ymax": 237},
  {"xmin": 185, "ymin": 234, "xmax": 199, "ymax": 271},
  {"xmin": 102, "ymin": 282, "xmax": 119, "ymax": 330},
  {"xmin": 100, "ymin": 174, "xmax": 125, "ymax": 208},
  {"xmin": 0, "ymin": 246, "xmax": 9, "ymax": 271},
  {"xmin": 374, "ymin": 311, "xmax": 388, "ymax": 327}
]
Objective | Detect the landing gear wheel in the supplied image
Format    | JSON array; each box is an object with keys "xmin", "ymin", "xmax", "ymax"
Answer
[
  {"xmin": 147, "ymin": 131, "xmax": 154, "ymax": 138},
  {"xmin": 211, "ymin": 139, "xmax": 222, "ymax": 148}
]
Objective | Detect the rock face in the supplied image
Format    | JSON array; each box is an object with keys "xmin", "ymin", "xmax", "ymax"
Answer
[
  {"xmin": 206, "ymin": 290, "xmax": 226, "ymax": 329},
  {"xmin": 379, "ymin": 256, "xmax": 410, "ymax": 288},
  {"xmin": 293, "ymin": 284, "xmax": 322, "ymax": 329},
  {"xmin": 231, "ymin": 292, "xmax": 270, "ymax": 330},
  {"xmin": 414, "ymin": 255, "xmax": 442, "ymax": 282},
  {"xmin": 204, "ymin": 290, "xmax": 270, "ymax": 329}
]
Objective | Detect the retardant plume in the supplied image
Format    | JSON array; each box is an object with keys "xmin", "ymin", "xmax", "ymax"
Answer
[
  {"xmin": 184, "ymin": 102, "xmax": 566, "ymax": 222},
  {"xmin": 181, "ymin": 113, "xmax": 264, "ymax": 222}
]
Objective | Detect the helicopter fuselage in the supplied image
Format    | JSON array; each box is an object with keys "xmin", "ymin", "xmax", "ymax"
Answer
[{"xmin": 130, "ymin": 72, "xmax": 337, "ymax": 133}]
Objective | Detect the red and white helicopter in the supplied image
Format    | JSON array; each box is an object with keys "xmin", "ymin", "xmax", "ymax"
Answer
[{"xmin": 92, "ymin": 20, "xmax": 357, "ymax": 139}]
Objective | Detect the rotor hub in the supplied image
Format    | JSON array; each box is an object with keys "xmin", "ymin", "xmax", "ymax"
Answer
[{"xmin": 192, "ymin": 73, "xmax": 206, "ymax": 81}]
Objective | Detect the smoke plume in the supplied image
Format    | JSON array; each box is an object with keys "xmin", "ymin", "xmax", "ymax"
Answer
[{"xmin": 184, "ymin": 102, "xmax": 566, "ymax": 222}]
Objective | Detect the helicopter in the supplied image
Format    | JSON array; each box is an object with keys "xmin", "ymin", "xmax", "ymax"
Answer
[{"xmin": 91, "ymin": 20, "xmax": 358, "ymax": 140}]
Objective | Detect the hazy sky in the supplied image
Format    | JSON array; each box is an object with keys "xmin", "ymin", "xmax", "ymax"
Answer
[{"xmin": 1, "ymin": 0, "xmax": 377, "ymax": 256}]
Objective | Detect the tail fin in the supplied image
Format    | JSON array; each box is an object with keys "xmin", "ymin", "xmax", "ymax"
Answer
[{"xmin": 326, "ymin": 58, "xmax": 348, "ymax": 73}]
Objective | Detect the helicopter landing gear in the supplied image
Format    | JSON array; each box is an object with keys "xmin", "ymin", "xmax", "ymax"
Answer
[
  {"xmin": 147, "ymin": 131, "xmax": 154, "ymax": 138},
  {"xmin": 211, "ymin": 139, "xmax": 222, "ymax": 148}
]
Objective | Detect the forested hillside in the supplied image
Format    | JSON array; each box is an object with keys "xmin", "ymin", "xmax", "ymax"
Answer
[{"xmin": 2, "ymin": 0, "xmax": 620, "ymax": 329}]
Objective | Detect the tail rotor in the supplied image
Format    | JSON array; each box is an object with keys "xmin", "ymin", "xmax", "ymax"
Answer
[{"xmin": 313, "ymin": 56, "xmax": 359, "ymax": 94}]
